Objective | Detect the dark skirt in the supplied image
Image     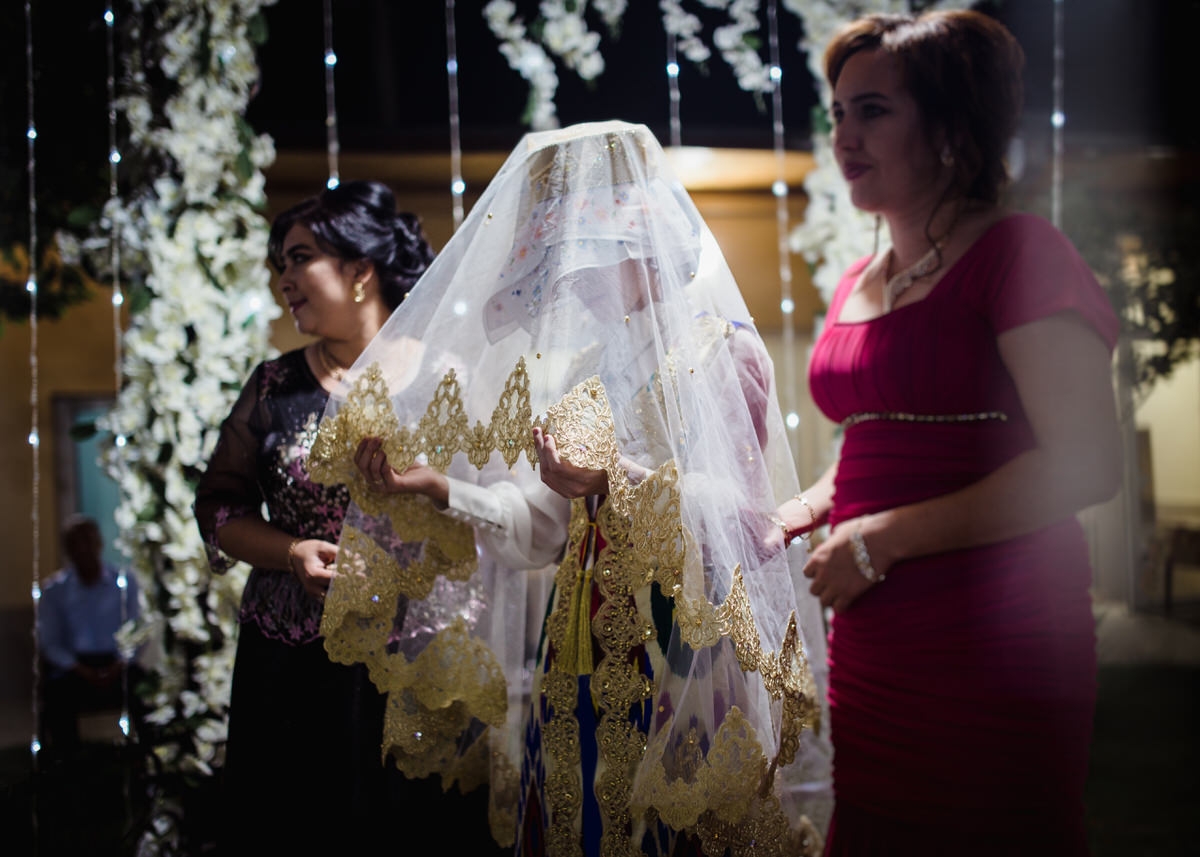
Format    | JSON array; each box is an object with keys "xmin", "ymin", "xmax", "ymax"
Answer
[{"xmin": 218, "ymin": 620, "xmax": 505, "ymax": 856}]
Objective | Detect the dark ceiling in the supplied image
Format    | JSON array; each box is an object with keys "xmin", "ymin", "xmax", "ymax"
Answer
[
  {"xmin": 0, "ymin": 0, "xmax": 1195, "ymax": 254},
  {"xmin": 243, "ymin": 0, "xmax": 1193, "ymax": 155},
  {"xmin": 245, "ymin": 0, "xmax": 818, "ymax": 153}
]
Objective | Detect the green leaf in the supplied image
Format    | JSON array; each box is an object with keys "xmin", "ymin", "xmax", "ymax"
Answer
[
  {"xmin": 235, "ymin": 148, "xmax": 254, "ymax": 183},
  {"xmin": 810, "ymin": 105, "xmax": 831, "ymax": 136},
  {"xmin": 66, "ymin": 206, "xmax": 100, "ymax": 228},
  {"xmin": 247, "ymin": 11, "xmax": 269, "ymax": 45},
  {"xmin": 127, "ymin": 281, "xmax": 154, "ymax": 315}
]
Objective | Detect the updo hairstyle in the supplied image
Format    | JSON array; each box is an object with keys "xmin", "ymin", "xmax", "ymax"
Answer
[{"xmin": 268, "ymin": 180, "xmax": 435, "ymax": 311}]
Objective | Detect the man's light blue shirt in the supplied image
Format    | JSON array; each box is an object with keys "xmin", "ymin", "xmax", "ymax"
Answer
[{"xmin": 38, "ymin": 562, "xmax": 139, "ymax": 676}]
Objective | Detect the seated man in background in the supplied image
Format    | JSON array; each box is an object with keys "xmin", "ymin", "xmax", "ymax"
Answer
[{"xmin": 38, "ymin": 514, "xmax": 142, "ymax": 748}]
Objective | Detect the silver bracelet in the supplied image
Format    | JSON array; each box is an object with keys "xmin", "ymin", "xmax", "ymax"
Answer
[{"xmin": 849, "ymin": 524, "xmax": 884, "ymax": 584}]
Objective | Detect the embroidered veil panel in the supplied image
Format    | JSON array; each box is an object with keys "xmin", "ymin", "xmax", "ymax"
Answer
[
  {"xmin": 535, "ymin": 373, "xmax": 824, "ymax": 856},
  {"xmin": 309, "ymin": 357, "xmax": 823, "ymax": 853}
]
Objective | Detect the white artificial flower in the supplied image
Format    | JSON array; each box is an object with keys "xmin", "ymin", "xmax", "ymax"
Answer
[
  {"xmin": 577, "ymin": 51, "xmax": 605, "ymax": 80},
  {"xmin": 485, "ymin": 0, "xmax": 518, "ymax": 29},
  {"xmin": 146, "ymin": 704, "xmax": 178, "ymax": 727}
]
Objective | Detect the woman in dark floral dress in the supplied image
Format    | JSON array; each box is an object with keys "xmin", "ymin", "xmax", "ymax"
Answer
[{"xmin": 195, "ymin": 181, "xmax": 504, "ymax": 856}]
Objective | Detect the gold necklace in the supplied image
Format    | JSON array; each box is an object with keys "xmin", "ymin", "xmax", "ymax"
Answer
[
  {"xmin": 316, "ymin": 341, "xmax": 348, "ymax": 381},
  {"xmin": 882, "ymin": 243, "xmax": 942, "ymax": 312}
]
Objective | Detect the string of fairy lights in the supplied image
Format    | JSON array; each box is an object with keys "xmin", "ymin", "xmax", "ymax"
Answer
[
  {"xmin": 445, "ymin": 0, "xmax": 467, "ymax": 229},
  {"xmin": 766, "ymin": 0, "xmax": 800, "ymax": 436},
  {"xmin": 104, "ymin": 2, "xmax": 134, "ymax": 746},
  {"xmin": 665, "ymin": 32, "xmax": 683, "ymax": 149},
  {"xmin": 323, "ymin": 0, "xmax": 340, "ymax": 188},
  {"xmin": 1051, "ymin": 0, "xmax": 1065, "ymax": 229},
  {"xmin": 24, "ymin": 11, "xmax": 42, "ymax": 847},
  {"xmin": 24, "ymin": 0, "xmax": 42, "ymax": 785}
]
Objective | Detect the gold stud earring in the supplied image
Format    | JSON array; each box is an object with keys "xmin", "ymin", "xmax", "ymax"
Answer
[{"xmin": 353, "ymin": 281, "xmax": 365, "ymax": 303}]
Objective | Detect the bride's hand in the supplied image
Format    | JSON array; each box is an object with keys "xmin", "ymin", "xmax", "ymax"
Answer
[
  {"xmin": 354, "ymin": 437, "xmax": 449, "ymax": 507},
  {"xmin": 532, "ymin": 426, "xmax": 610, "ymax": 498}
]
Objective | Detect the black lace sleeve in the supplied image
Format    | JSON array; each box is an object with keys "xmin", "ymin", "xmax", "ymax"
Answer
[{"xmin": 194, "ymin": 364, "xmax": 268, "ymax": 574}]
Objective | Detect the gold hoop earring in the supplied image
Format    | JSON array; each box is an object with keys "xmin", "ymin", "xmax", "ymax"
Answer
[{"xmin": 353, "ymin": 281, "xmax": 365, "ymax": 303}]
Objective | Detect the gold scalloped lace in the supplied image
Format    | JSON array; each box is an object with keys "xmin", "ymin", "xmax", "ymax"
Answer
[
  {"xmin": 308, "ymin": 358, "xmax": 540, "ymax": 847},
  {"xmin": 309, "ymin": 358, "xmax": 538, "ymax": 561},
  {"xmin": 538, "ymin": 374, "xmax": 822, "ymax": 855}
]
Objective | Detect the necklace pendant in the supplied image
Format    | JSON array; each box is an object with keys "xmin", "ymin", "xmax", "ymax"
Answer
[
  {"xmin": 883, "ymin": 245, "xmax": 940, "ymax": 312},
  {"xmin": 318, "ymin": 342, "xmax": 347, "ymax": 381}
]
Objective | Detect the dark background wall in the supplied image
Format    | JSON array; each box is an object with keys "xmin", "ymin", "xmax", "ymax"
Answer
[
  {"xmin": 240, "ymin": 0, "xmax": 1195, "ymax": 153},
  {"xmin": 4, "ymin": 0, "xmax": 1194, "ymax": 179}
]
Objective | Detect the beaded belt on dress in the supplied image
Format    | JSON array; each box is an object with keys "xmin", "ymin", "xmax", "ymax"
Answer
[{"xmin": 841, "ymin": 410, "xmax": 1008, "ymax": 429}]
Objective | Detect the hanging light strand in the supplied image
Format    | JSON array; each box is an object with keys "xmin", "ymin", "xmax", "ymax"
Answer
[
  {"xmin": 105, "ymin": 4, "xmax": 124, "ymax": 390},
  {"xmin": 445, "ymin": 0, "xmax": 465, "ymax": 229},
  {"xmin": 665, "ymin": 29, "xmax": 682, "ymax": 148},
  {"xmin": 1050, "ymin": 0, "xmax": 1065, "ymax": 229},
  {"xmin": 104, "ymin": 2, "xmax": 133, "ymax": 743},
  {"xmin": 24, "ymin": 0, "xmax": 43, "ymax": 787},
  {"xmin": 323, "ymin": 0, "xmax": 340, "ymax": 189},
  {"xmin": 766, "ymin": 0, "xmax": 799, "ymax": 437}
]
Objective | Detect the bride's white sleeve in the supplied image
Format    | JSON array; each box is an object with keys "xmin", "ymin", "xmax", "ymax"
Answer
[{"xmin": 443, "ymin": 474, "xmax": 570, "ymax": 569}]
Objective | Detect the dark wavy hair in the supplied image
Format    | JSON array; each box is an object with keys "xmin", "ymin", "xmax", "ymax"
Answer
[
  {"xmin": 824, "ymin": 10, "xmax": 1025, "ymax": 206},
  {"xmin": 268, "ymin": 180, "xmax": 435, "ymax": 311}
]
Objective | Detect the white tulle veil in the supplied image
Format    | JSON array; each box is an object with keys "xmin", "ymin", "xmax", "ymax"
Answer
[{"xmin": 308, "ymin": 119, "xmax": 831, "ymax": 852}]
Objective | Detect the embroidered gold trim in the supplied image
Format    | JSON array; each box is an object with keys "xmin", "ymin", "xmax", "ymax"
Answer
[
  {"xmin": 536, "ymin": 377, "xmax": 822, "ymax": 856},
  {"xmin": 317, "ymin": 525, "xmax": 515, "ymax": 841},
  {"xmin": 309, "ymin": 357, "xmax": 538, "ymax": 538}
]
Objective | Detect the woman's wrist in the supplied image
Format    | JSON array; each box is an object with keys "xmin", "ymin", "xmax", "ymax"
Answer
[
  {"xmin": 793, "ymin": 493, "xmax": 818, "ymax": 542},
  {"xmin": 285, "ymin": 538, "xmax": 302, "ymax": 573},
  {"xmin": 849, "ymin": 525, "xmax": 883, "ymax": 583},
  {"xmin": 766, "ymin": 512, "xmax": 793, "ymax": 546},
  {"xmin": 767, "ymin": 494, "xmax": 821, "ymax": 548}
]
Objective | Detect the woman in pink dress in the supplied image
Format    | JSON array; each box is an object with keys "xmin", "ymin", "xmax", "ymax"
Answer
[{"xmin": 770, "ymin": 10, "xmax": 1122, "ymax": 856}]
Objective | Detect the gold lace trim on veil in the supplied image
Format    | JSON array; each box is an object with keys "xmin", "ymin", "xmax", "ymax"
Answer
[{"xmin": 308, "ymin": 356, "xmax": 821, "ymax": 855}]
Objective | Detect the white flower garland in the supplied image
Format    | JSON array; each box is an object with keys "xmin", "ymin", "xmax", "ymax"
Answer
[
  {"xmin": 83, "ymin": 0, "xmax": 279, "ymax": 850},
  {"xmin": 486, "ymin": 0, "xmax": 774, "ymax": 130}
]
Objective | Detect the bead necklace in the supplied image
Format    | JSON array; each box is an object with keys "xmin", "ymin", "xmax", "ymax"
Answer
[
  {"xmin": 316, "ymin": 340, "xmax": 348, "ymax": 381},
  {"xmin": 882, "ymin": 243, "xmax": 942, "ymax": 312}
]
